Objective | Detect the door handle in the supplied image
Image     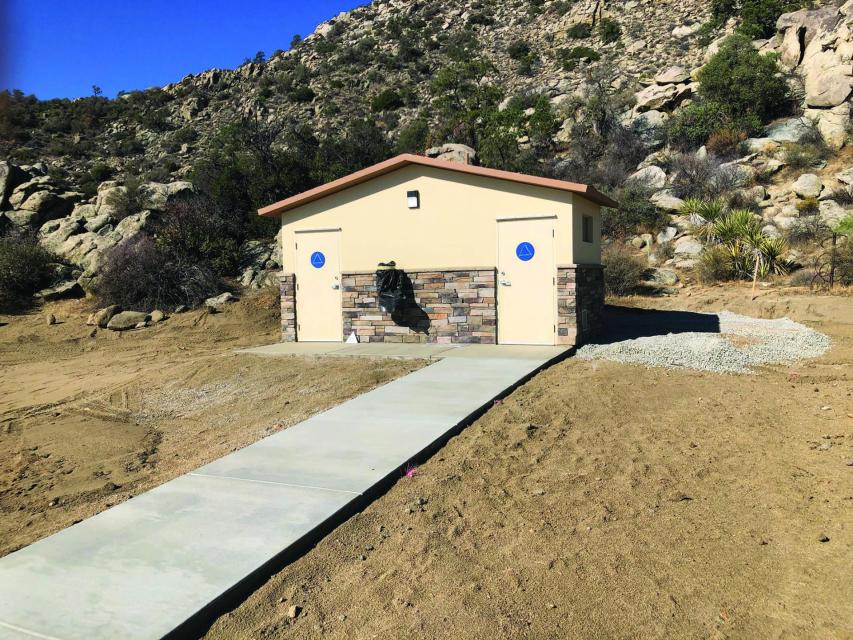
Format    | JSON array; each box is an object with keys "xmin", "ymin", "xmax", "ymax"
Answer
[
  {"xmin": 331, "ymin": 284, "xmax": 341, "ymax": 290},
  {"xmin": 500, "ymin": 280, "xmax": 512, "ymax": 286}
]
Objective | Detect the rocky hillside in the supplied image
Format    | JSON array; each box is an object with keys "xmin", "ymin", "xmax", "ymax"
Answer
[
  {"xmin": 2, "ymin": 0, "xmax": 720, "ymax": 181},
  {"xmin": 1, "ymin": 0, "xmax": 852, "ymax": 310}
]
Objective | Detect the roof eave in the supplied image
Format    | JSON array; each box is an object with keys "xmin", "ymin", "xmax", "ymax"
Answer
[{"xmin": 257, "ymin": 154, "xmax": 620, "ymax": 216}]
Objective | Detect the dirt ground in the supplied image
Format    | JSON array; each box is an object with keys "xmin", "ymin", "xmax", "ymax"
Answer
[
  {"xmin": 1, "ymin": 286, "xmax": 850, "ymax": 639},
  {"xmin": 0, "ymin": 290, "xmax": 421, "ymax": 557},
  {"xmin": 196, "ymin": 285, "xmax": 851, "ymax": 640}
]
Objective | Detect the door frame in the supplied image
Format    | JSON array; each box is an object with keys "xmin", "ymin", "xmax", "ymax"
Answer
[
  {"xmin": 495, "ymin": 216, "xmax": 558, "ymax": 346},
  {"xmin": 294, "ymin": 228, "xmax": 343, "ymax": 342}
]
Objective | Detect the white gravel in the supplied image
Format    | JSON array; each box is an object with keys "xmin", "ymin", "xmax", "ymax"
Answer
[{"xmin": 577, "ymin": 310, "xmax": 831, "ymax": 374}]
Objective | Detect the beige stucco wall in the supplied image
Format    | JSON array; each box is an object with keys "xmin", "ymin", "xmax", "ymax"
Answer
[
  {"xmin": 278, "ymin": 164, "xmax": 601, "ymax": 273},
  {"xmin": 571, "ymin": 194, "xmax": 603, "ymax": 265}
]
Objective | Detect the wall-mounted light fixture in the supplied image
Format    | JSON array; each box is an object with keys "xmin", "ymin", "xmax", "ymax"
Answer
[{"xmin": 407, "ymin": 190, "xmax": 420, "ymax": 209}]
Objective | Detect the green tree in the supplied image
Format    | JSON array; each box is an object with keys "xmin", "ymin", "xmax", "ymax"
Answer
[{"xmin": 697, "ymin": 34, "xmax": 791, "ymax": 133}]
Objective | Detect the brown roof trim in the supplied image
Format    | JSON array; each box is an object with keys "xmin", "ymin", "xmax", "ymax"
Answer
[{"xmin": 258, "ymin": 153, "xmax": 619, "ymax": 217}]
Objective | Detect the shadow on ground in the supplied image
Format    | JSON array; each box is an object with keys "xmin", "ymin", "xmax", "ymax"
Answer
[{"xmin": 592, "ymin": 305, "xmax": 721, "ymax": 344}]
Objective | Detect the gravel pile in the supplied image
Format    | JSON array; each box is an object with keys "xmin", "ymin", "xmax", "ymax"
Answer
[{"xmin": 577, "ymin": 310, "xmax": 831, "ymax": 374}]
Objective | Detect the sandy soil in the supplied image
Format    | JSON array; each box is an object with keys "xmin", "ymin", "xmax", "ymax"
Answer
[
  {"xmin": 0, "ymin": 290, "xmax": 421, "ymax": 557},
  {"xmin": 199, "ymin": 285, "xmax": 852, "ymax": 640}
]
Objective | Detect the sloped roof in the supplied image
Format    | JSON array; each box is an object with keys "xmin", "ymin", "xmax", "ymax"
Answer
[{"xmin": 258, "ymin": 153, "xmax": 619, "ymax": 217}]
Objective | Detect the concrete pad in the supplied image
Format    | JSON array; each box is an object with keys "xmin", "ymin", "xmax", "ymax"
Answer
[
  {"xmin": 237, "ymin": 341, "xmax": 568, "ymax": 362},
  {"xmin": 0, "ymin": 351, "xmax": 566, "ymax": 640}
]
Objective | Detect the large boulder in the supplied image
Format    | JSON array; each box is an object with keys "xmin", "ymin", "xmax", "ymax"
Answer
[
  {"xmin": 0, "ymin": 162, "xmax": 28, "ymax": 210},
  {"xmin": 425, "ymin": 144, "xmax": 476, "ymax": 165},
  {"xmin": 36, "ymin": 281, "xmax": 84, "ymax": 301},
  {"xmin": 805, "ymin": 103, "xmax": 850, "ymax": 150},
  {"xmin": 802, "ymin": 49, "xmax": 853, "ymax": 107},
  {"xmin": 7, "ymin": 176, "xmax": 52, "ymax": 208},
  {"xmin": 628, "ymin": 165, "xmax": 666, "ymax": 189},
  {"xmin": 674, "ymin": 236, "xmax": 702, "ymax": 257},
  {"xmin": 106, "ymin": 311, "xmax": 149, "ymax": 331},
  {"xmin": 644, "ymin": 268, "xmax": 679, "ymax": 287},
  {"xmin": 835, "ymin": 167, "xmax": 853, "ymax": 185},
  {"xmin": 655, "ymin": 66, "xmax": 690, "ymax": 84},
  {"xmin": 136, "ymin": 181, "xmax": 194, "ymax": 211},
  {"xmin": 205, "ymin": 292, "xmax": 238, "ymax": 307},
  {"xmin": 776, "ymin": 7, "xmax": 840, "ymax": 67},
  {"xmin": 39, "ymin": 217, "xmax": 83, "ymax": 252},
  {"xmin": 630, "ymin": 110, "xmax": 668, "ymax": 148},
  {"xmin": 650, "ymin": 190, "xmax": 685, "ymax": 212},
  {"xmin": 87, "ymin": 305, "xmax": 122, "ymax": 328},
  {"xmin": 18, "ymin": 190, "xmax": 74, "ymax": 218},
  {"xmin": 819, "ymin": 199, "xmax": 848, "ymax": 226},
  {"xmin": 792, "ymin": 173, "xmax": 824, "ymax": 199},
  {"xmin": 94, "ymin": 184, "xmax": 127, "ymax": 218},
  {"xmin": 764, "ymin": 118, "xmax": 814, "ymax": 143},
  {"xmin": 634, "ymin": 84, "xmax": 679, "ymax": 112}
]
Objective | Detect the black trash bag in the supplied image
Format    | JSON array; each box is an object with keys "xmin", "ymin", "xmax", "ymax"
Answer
[{"xmin": 375, "ymin": 263, "xmax": 406, "ymax": 314}]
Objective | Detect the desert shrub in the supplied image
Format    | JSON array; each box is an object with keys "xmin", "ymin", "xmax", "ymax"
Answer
[
  {"xmin": 711, "ymin": 0, "xmax": 805, "ymax": 39},
  {"xmin": 835, "ymin": 213, "xmax": 853, "ymax": 236},
  {"xmin": 669, "ymin": 153, "xmax": 742, "ymax": 200},
  {"xmin": 94, "ymin": 234, "xmax": 221, "ymax": 311},
  {"xmin": 666, "ymin": 101, "xmax": 729, "ymax": 151},
  {"xmin": 154, "ymin": 196, "xmax": 244, "ymax": 276},
  {"xmin": 707, "ymin": 128, "xmax": 747, "ymax": 159},
  {"xmin": 289, "ymin": 85, "xmax": 316, "ymax": 103},
  {"xmin": 782, "ymin": 137, "xmax": 830, "ymax": 170},
  {"xmin": 558, "ymin": 46, "xmax": 600, "ymax": 71},
  {"xmin": 786, "ymin": 216, "xmax": 828, "ymax": 247},
  {"xmin": 566, "ymin": 23, "xmax": 592, "ymax": 38},
  {"xmin": 551, "ymin": 1, "xmax": 574, "ymax": 16},
  {"xmin": 696, "ymin": 245, "xmax": 738, "ymax": 283},
  {"xmin": 191, "ymin": 119, "xmax": 319, "ymax": 239},
  {"xmin": 603, "ymin": 180, "xmax": 668, "ymax": 237},
  {"xmin": 553, "ymin": 68, "xmax": 651, "ymax": 190},
  {"xmin": 0, "ymin": 230, "xmax": 55, "ymax": 308},
  {"xmin": 796, "ymin": 196, "xmax": 819, "ymax": 216},
  {"xmin": 79, "ymin": 162, "xmax": 114, "ymax": 197},
  {"xmin": 598, "ymin": 18, "xmax": 622, "ymax": 43},
  {"xmin": 788, "ymin": 267, "xmax": 818, "ymax": 287},
  {"xmin": 831, "ymin": 186, "xmax": 853, "ymax": 206},
  {"xmin": 834, "ymin": 237, "xmax": 853, "ymax": 286},
  {"xmin": 507, "ymin": 40, "xmax": 531, "ymax": 60},
  {"xmin": 725, "ymin": 189, "xmax": 760, "ymax": 213},
  {"xmin": 468, "ymin": 10, "xmax": 495, "ymax": 26},
  {"xmin": 508, "ymin": 40, "xmax": 538, "ymax": 76},
  {"xmin": 371, "ymin": 89, "xmax": 404, "ymax": 113},
  {"xmin": 395, "ymin": 118, "xmax": 430, "ymax": 154},
  {"xmin": 603, "ymin": 244, "xmax": 647, "ymax": 296},
  {"xmin": 698, "ymin": 35, "xmax": 792, "ymax": 132}
]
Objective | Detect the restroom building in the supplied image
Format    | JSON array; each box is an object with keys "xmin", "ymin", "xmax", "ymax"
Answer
[{"xmin": 259, "ymin": 153, "xmax": 616, "ymax": 346}]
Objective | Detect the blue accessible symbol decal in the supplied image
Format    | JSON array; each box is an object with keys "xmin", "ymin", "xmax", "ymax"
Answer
[
  {"xmin": 516, "ymin": 242, "xmax": 535, "ymax": 262},
  {"xmin": 310, "ymin": 251, "xmax": 326, "ymax": 269}
]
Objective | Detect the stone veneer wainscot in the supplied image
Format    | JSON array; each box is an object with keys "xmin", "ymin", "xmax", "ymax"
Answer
[
  {"xmin": 281, "ymin": 265, "xmax": 602, "ymax": 346},
  {"xmin": 342, "ymin": 269, "xmax": 497, "ymax": 344},
  {"xmin": 557, "ymin": 264, "xmax": 604, "ymax": 345}
]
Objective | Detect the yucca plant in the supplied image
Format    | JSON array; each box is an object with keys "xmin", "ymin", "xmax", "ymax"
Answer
[
  {"xmin": 712, "ymin": 208, "xmax": 759, "ymax": 245},
  {"xmin": 738, "ymin": 226, "xmax": 790, "ymax": 296},
  {"xmin": 721, "ymin": 238, "xmax": 755, "ymax": 279},
  {"xmin": 682, "ymin": 198, "xmax": 727, "ymax": 242}
]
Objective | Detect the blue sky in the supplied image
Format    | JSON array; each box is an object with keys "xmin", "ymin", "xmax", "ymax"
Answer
[{"xmin": 1, "ymin": 0, "xmax": 367, "ymax": 100}]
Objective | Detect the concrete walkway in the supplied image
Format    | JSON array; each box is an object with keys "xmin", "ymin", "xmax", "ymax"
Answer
[{"xmin": 0, "ymin": 346, "xmax": 569, "ymax": 640}]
